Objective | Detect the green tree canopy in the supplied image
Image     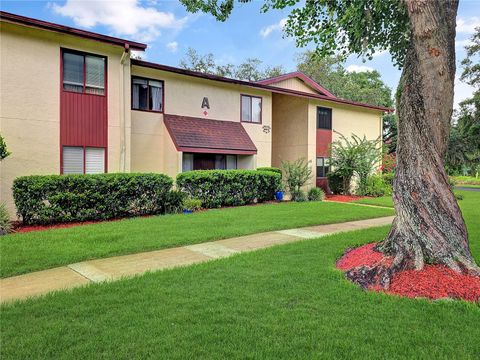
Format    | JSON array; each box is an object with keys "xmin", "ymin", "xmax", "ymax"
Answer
[
  {"xmin": 179, "ymin": 48, "xmax": 284, "ymax": 81},
  {"xmin": 297, "ymin": 51, "xmax": 393, "ymax": 107}
]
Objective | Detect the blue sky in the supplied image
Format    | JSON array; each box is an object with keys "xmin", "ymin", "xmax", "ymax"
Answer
[{"xmin": 2, "ymin": 0, "xmax": 479, "ymax": 107}]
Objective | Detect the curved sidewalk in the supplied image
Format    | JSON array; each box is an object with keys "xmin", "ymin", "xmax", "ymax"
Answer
[{"xmin": 1, "ymin": 216, "xmax": 394, "ymax": 304}]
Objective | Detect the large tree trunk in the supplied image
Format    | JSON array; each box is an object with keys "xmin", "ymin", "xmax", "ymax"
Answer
[{"xmin": 347, "ymin": 0, "xmax": 479, "ymax": 288}]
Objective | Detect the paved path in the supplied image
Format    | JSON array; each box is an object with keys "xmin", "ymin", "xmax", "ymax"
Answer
[
  {"xmin": 0, "ymin": 216, "xmax": 394, "ymax": 304},
  {"xmin": 455, "ymin": 186, "xmax": 480, "ymax": 192}
]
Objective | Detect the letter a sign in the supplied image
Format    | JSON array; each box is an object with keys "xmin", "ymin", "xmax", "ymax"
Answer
[
  {"xmin": 201, "ymin": 97, "xmax": 210, "ymax": 116},
  {"xmin": 201, "ymin": 97, "xmax": 210, "ymax": 109}
]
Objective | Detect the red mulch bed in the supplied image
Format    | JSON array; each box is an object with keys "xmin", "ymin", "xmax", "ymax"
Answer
[
  {"xmin": 326, "ymin": 194, "xmax": 367, "ymax": 202},
  {"xmin": 337, "ymin": 243, "xmax": 480, "ymax": 303},
  {"xmin": 12, "ymin": 218, "xmax": 124, "ymax": 234}
]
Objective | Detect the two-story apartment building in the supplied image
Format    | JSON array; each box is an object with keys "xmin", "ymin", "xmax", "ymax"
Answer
[{"xmin": 0, "ymin": 12, "xmax": 391, "ymax": 217}]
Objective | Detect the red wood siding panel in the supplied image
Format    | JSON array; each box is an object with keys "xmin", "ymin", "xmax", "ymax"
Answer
[
  {"xmin": 316, "ymin": 177, "xmax": 331, "ymax": 194},
  {"xmin": 60, "ymin": 92, "xmax": 107, "ymax": 147},
  {"xmin": 316, "ymin": 129, "xmax": 332, "ymax": 157}
]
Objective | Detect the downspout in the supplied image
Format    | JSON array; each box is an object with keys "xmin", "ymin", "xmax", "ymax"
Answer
[{"xmin": 119, "ymin": 44, "xmax": 130, "ymax": 172}]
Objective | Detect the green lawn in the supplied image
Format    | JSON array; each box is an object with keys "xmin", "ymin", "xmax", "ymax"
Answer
[
  {"xmin": 1, "ymin": 191, "xmax": 479, "ymax": 359},
  {"xmin": 0, "ymin": 201, "xmax": 393, "ymax": 278},
  {"xmin": 353, "ymin": 195, "xmax": 394, "ymax": 208}
]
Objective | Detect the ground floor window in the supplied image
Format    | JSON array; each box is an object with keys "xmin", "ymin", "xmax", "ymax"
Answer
[
  {"xmin": 63, "ymin": 146, "xmax": 105, "ymax": 174},
  {"xmin": 182, "ymin": 153, "xmax": 237, "ymax": 171},
  {"xmin": 316, "ymin": 157, "xmax": 330, "ymax": 178}
]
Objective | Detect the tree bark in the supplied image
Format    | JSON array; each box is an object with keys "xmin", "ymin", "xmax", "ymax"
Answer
[{"xmin": 347, "ymin": 0, "xmax": 479, "ymax": 288}]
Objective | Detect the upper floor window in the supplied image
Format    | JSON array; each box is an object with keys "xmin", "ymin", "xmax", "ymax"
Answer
[
  {"xmin": 132, "ymin": 77, "xmax": 164, "ymax": 112},
  {"xmin": 317, "ymin": 107, "xmax": 332, "ymax": 129},
  {"xmin": 62, "ymin": 50, "xmax": 105, "ymax": 95},
  {"xmin": 241, "ymin": 95, "xmax": 262, "ymax": 123}
]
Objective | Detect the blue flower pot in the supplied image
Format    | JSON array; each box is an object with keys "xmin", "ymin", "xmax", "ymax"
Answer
[
  {"xmin": 275, "ymin": 191, "xmax": 284, "ymax": 201},
  {"xmin": 183, "ymin": 209, "xmax": 193, "ymax": 214}
]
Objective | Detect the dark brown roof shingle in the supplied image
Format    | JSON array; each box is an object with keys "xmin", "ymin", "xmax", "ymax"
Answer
[{"xmin": 164, "ymin": 114, "xmax": 257, "ymax": 155}]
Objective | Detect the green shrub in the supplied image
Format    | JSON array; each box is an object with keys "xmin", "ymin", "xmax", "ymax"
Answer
[
  {"xmin": 13, "ymin": 173, "xmax": 174, "ymax": 225},
  {"xmin": 382, "ymin": 172, "xmax": 395, "ymax": 187},
  {"xmin": 359, "ymin": 174, "xmax": 392, "ymax": 197},
  {"xmin": 281, "ymin": 158, "xmax": 312, "ymax": 197},
  {"xmin": 256, "ymin": 167, "xmax": 282, "ymax": 177},
  {"xmin": 0, "ymin": 203, "xmax": 11, "ymax": 235},
  {"xmin": 454, "ymin": 193, "xmax": 464, "ymax": 200},
  {"xmin": 164, "ymin": 190, "xmax": 186, "ymax": 214},
  {"xmin": 0, "ymin": 134, "xmax": 11, "ymax": 160},
  {"xmin": 176, "ymin": 170, "xmax": 281, "ymax": 208},
  {"xmin": 450, "ymin": 176, "xmax": 480, "ymax": 186},
  {"xmin": 327, "ymin": 171, "xmax": 345, "ymax": 194},
  {"xmin": 291, "ymin": 189, "xmax": 307, "ymax": 202},
  {"xmin": 307, "ymin": 187, "xmax": 325, "ymax": 201},
  {"xmin": 183, "ymin": 197, "xmax": 203, "ymax": 211}
]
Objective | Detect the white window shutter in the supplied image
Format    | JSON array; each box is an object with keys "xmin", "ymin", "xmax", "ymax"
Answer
[
  {"xmin": 85, "ymin": 147, "xmax": 105, "ymax": 174},
  {"xmin": 63, "ymin": 147, "xmax": 84, "ymax": 174}
]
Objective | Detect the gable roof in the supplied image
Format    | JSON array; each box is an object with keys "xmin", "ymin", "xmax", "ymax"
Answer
[
  {"xmin": 132, "ymin": 60, "xmax": 392, "ymax": 113},
  {"xmin": 164, "ymin": 114, "xmax": 257, "ymax": 155},
  {"xmin": 0, "ymin": 11, "xmax": 147, "ymax": 51},
  {"xmin": 256, "ymin": 71, "xmax": 336, "ymax": 98}
]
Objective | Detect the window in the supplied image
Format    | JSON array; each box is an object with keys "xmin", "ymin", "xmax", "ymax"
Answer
[
  {"xmin": 241, "ymin": 95, "xmax": 262, "ymax": 123},
  {"xmin": 317, "ymin": 107, "xmax": 332, "ymax": 129},
  {"xmin": 63, "ymin": 146, "xmax": 105, "ymax": 174},
  {"xmin": 316, "ymin": 157, "xmax": 330, "ymax": 178},
  {"xmin": 132, "ymin": 77, "xmax": 163, "ymax": 112},
  {"xmin": 226, "ymin": 155, "xmax": 237, "ymax": 170},
  {"xmin": 62, "ymin": 50, "xmax": 105, "ymax": 95},
  {"xmin": 182, "ymin": 153, "xmax": 238, "ymax": 171}
]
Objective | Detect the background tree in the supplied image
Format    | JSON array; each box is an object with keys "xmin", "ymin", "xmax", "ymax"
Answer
[
  {"xmin": 180, "ymin": 0, "xmax": 480, "ymax": 284},
  {"xmin": 296, "ymin": 51, "xmax": 393, "ymax": 107},
  {"xmin": 446, "ymin": 27, "xmax": 480, "ymax": 176},
  {"xmin": 179, "ymin": 47, "xmax": 284, "ymax": 81}
]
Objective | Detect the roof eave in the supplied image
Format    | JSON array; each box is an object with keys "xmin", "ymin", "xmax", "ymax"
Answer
[
  {"xmin": 132, "ymin": 60, "xmax": 393, "ymax": 113},
  {"xmin": 0, "ymin": 11, "xmax": 147, "ymax": 51}
]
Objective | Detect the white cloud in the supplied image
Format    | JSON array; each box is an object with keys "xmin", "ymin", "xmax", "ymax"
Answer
[
  {"xmin": 454, "ymin": 75, "xmax": 475, "ymax": 109},
  {"xmin": 457, "ymin": 17, "xmax": 480, "ymax": 34},
  {"xmin": 259, "ymin": 18, "xmax": 287, "ymax": 38},
  {"xmin": 346, "ymin": 64, "xmax": 374, "ymax": 73},
  {"xmin": 455, "ymin": 38, "xmax": 473, "ymax": 49},
  {"xmin": 166, "ymin": 41, "xmax": 178, "ymax": 53},
  {"xmin": 50, "ymin": 0, "xmax": 187, "ymax": 42}
]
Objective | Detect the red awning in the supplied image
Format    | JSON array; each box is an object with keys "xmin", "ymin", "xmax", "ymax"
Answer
[{"xmin": 164, "ymin": 114, "xmax": 257, "ymax": 155}]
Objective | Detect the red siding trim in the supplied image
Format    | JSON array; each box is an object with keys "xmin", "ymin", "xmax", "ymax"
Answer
[
  {"xmin": 1, "ymin": 11, "xmax": 146, "ymax": 50},
  {"xmin": 316, "ymin": 129, "xmax": 332, "ymax": 157},
  {"xmin": 60, "ymin": 48, "xmax": 108, "ymax": 173},
  {"xmin": 131, "ymin": 60, "xmax": 393, "ymax": 112}
]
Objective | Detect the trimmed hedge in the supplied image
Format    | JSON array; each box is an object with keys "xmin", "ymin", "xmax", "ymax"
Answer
[
  {"xmin": 13, "ymin": 173, "xmax": 175, "ymax": 225},
  {"xmin": 176, "ymin": 170, "xmax": 281, "ymax": 208},
  {"xmin": 256, "ymin": 167, "xmax": 282, "ymax": 176}
]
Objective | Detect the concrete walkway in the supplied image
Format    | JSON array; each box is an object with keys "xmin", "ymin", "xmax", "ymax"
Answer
[{"xmin": 0, "ymin": 216, "xmax": 394, "ymax": 304}]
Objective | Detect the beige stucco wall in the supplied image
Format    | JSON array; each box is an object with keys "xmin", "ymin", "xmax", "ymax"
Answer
[
  {"xmin": 0, "ymin": 22, "xmax": 127, "ymax": 217},
  {"xmin": 271, "ymin": 94, "xmax": 383, "ymax": 189},
  {"xmin": 271, "ymin": 94, "xmax": 312, "ymax": 184},
  {"xmin": 268, "ymin": 77, "xmax": 318, "ymax": 94},
  {"xmin": 130, "ymin": 65, "xmax": 273, "ymax": 175}
]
